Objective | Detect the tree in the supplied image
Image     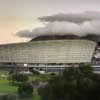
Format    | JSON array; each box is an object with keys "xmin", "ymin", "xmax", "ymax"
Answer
[
  {"xmin": 38, "ymin": 63, "xmax": 100, "ymax": 100},
  {"xmin": 8, "ymin": 72, "xmax": 29, "ymax": 86},
  {"xmin": 18, "ymin": 82, "xmax": 34, "ymax": 98}
]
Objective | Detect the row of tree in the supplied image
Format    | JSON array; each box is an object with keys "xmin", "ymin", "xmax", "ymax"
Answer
[{"xmin": 38, "ymin": 64, "xmax": 100, "ymax": 100}]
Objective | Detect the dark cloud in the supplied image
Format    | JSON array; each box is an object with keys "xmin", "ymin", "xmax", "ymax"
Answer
[
  {"xmin": 39, "ymin": 11, "xmax": 100, "ymax": 23},
  {"xmin": 16, "ymin": 11, "xmax": 100, "ymax": 42}
]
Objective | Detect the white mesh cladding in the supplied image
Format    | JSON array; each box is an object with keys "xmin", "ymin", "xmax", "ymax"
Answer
[{"xmin": 0, "ymin": 40, "xmax": 97, "ymax": 63}]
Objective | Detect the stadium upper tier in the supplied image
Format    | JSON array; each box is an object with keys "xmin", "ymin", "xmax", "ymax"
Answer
[{"xmin": 0, "ymin": 40, "xmax": 97, "ymax": 64}]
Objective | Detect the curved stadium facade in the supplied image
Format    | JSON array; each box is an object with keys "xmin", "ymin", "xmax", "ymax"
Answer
[{"xmin": 0, "ymin": 39, "xmax": 97, "ymax": 72}]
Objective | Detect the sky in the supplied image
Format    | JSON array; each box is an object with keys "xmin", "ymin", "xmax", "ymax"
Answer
[{"xmin": 0, "ymin": 0, "xmax": 100, "ymax": 44}]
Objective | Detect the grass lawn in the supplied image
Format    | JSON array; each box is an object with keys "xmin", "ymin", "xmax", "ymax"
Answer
[
  {"xmin": 0, "ymin": 78, "xmax": 17, "ymax": 94},
  {"xmin": 0, "ymin": 69, "xmax": 17, "ymax": 94},
  {"xmin": 0, "ymin": 68, "xmax": 40, "ymax": 100}
]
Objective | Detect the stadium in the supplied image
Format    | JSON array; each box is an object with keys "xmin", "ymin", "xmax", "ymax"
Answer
[{"xmin": 0, "ymin": 35, "xmax": 97, "ymax": 73}]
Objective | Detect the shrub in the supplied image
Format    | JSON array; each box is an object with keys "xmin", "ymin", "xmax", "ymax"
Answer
[
  {"xmin": 16, "ymin": 73, "xmax": 29, "ymax": 82},
  {"xmin": 0, "ymin": 94, "xmax": 16, "ymax": 100},
  {"xmin": 38, "ymin": 64, "xmax": 100, "ymax": 100},
  {"xmin": 18, "ymin": 82, "xmax": 34, "ymax": 98},
  {"xmin": 50, "ymin": 72, "xmax": 56, "ymax": 76},
  {"xmin": 31, "ymin": 69, "xmax": 40, "ymax": 75},
  {"xmin": 8, "ymin": 73, "xmax": 29, "ymax": 85}
]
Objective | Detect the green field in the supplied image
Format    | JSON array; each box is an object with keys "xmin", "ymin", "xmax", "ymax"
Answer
[{"xmin": 0, "ymin": 68, "xmax": 40, "ymax": 100}]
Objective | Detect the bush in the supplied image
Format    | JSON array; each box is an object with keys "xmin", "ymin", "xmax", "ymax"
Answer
[
  {"xmin": 18, "ymin": 82, "xmax": 34, "ymax": 98},
  {"xmin": 31, "ymin": 69, "xmax": 40, "ymax": 75},
  {"xmin": 16, "ymin": 73, "xmax": 29, "ymax": 82},
  {"xmin": 8, "ymin": 73, "xmax": 29, "ymax": 85},
  {"xmin": 0, "ymin": 94, "xmax": 16, "ymax": 100},
  {"xmin": 50, "ymin": 72, "xmax": 56, "ymax": 76},
  {"xmin": 38, "ymin": 64, "xmax": 100, "ymax": 100}
]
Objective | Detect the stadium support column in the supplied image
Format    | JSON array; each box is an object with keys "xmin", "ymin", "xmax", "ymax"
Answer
[{"xmin": 45, "ymin": 64, "xmax": 48, "ymax": 73}]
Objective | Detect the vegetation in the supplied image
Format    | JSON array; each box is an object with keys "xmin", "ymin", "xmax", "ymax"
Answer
[
  {"xmin": 0, "ymin": 94, "xmax": 17, "ymax": 100},
  {"xmin": 38, "ymin": 64, "xmax": 100, "ymax": 100},
  {"xmin": 1, "ymin": 63, "xmax": 100, "ymax": 100},
  {"xmin": 0, "ymin": 78, "xmax": 17, "ymax": 94},
  {"xmin": 0, "ymin": 68, "xmax": 39, "ymax": 100},
  {"xmin": 8, "ymin": 69, "xmax": 29, "ymax": 86},
  {"xmin": 18, "ymin": 82, "xmax": 33, "ymax": 98}
]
